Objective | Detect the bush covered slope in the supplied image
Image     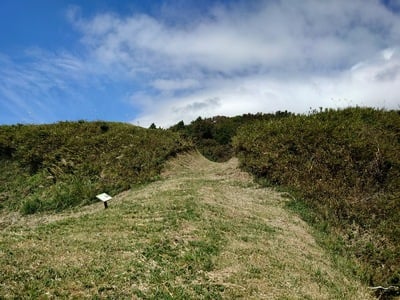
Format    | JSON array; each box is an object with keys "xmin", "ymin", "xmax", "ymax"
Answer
[
  {"xmin": 233, "ymin": 107, "xmax": 400, "ymax": 287},
  {"xmin": 0, "ymin": 121, "xmax": 191, "ymax": 214},
  {"xmin": 170, "ymin": 111, "xmax": 293, "ymax": 162}
]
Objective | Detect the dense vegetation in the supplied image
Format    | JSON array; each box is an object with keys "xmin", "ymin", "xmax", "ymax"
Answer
[
  {"xmin": 170, "ymin": 111, "xmax": 293, "ymax": 162},
  {"xmin": 233, "ymin": 107, "xmax": 400, "ymax": 289},
  {"xmin": 0, "ymin": 121, "xmax": 191, "ymax": 214}
]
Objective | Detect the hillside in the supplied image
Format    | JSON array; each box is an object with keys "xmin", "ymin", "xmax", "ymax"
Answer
[
  {"xmin": 0, "ymin": 152, "xmax": 373, "ymax": 299},
  {"xmin": 1, "ymin": 108, "xmax": 398, "ymax": 298},
  {"xmin": 169, "ymin": 111, "xmax": 293, "ymax": 162},
  {"xmin": 233, "ymin": 107, "xmax": 400, "ymax": 291},
  {"xmin": 169, "ymin": 107, "xmax": 400, "ymax": 296},
  {"xmin": 0, "ymin": 121, "xmax": 191, "ymax": 214}
]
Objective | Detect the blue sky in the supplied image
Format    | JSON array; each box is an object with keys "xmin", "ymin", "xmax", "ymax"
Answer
[{"xmin": 1, "ymin": 0, "xmax": 400, "ymax": 127}]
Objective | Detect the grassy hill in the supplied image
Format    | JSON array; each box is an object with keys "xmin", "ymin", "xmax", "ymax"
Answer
[
  {"xmin": 233, "ymin": 107, "xmax": 400, "ymax": 291},
  {"xmin": 1, "ymin": 108, "xmax": 399, "ymax": 298},
  {"xmin": 0, "ymin": 121, "xmax": 191, "ymax": 214},
  {"xmin": 0, "ymin": 152, "xmax": 374, "ymax": 299}
]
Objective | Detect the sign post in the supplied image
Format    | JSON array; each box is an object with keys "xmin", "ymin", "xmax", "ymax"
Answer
[{"xmin": 96, "ymin": 193, "xmax": 112, "ymax": 209}]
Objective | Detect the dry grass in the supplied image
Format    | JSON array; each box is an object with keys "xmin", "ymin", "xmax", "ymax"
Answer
[{"xmin": 0, "ymin": 152, "xmax": 374, "ymax": 299}]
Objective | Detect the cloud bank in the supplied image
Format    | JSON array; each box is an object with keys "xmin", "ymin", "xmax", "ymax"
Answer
[
  {"xmin": 1, "ymin": 0, "xmax": 400, "ymax": 126},
  {"xmin": 71, "ymin": 0, "xmax": 400, "ymax": 127}
]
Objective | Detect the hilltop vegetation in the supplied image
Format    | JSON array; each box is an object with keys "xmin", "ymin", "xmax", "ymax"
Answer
[
  {"xmin": 0, "ymin": 121, "xmax": 191, "ymax": 214},
  {"xmin": 233, "ymin": 107, "xmax": 400, "ymax": 290},
  {"xmin": 170, "ymin": 111, "xmax": 293, "ymax": 162}
]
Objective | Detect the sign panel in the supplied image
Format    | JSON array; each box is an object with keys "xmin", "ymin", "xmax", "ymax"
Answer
[{"xmin": 96, "ymin": 193, "xmax": 112, "ymax": 202}]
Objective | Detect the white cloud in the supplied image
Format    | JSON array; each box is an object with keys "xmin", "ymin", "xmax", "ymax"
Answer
[
  {"xmin": 133, "ymin": 47, "xmax": 400, "ymax": 127},
  {"xmin": 0, "ymin": 50, "xmax": 94, "ymax": 123},
  {"xmin": 151, "ymin": 78, "xmax": 200, "ymax": 92},
  {"xmin": 3, "ymin": 1, "xmax": 400, "ymax": 125},
  {"xmin": 72, "ymin": 0, "xmax": 400, "ymax": 75}
]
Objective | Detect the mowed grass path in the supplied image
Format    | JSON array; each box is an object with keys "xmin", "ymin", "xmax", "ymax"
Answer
[{"xmin": 0, "ymin": 152, "xmax": 373, "ymax": 299}]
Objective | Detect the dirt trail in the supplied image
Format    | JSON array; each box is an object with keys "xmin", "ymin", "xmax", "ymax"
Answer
[{"xmin": 0, "ymin": 151, "xmax": 374, "ymax": 299}]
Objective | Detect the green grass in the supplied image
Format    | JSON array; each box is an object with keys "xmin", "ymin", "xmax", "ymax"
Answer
[
  {"xmin": 1, "ymin": 188, "xmax": 225, "ymax": 298},
  {"xmin": 233, "ymin": 107, "xmax": 400, "ymax": 289},
  {"xmin": 1, "ymin": 109, "xmax": 392, "ymax": 297},
  {"xmin": 0, "ymin": 121, "xmax": 192, "ymax": 214},
  {"xmin": 0, "ymin": 152, "xmax": 374, "ymax": 299}
]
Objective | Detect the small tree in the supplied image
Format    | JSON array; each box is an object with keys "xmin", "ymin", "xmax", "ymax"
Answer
[{"xmin": 170, "ymin": 120, "xmax": 185, "ymax": 131}]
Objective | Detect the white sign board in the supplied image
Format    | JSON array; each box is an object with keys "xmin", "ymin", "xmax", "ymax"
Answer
[{"xmin": 96, "ymin": 193, "xmax": 112, "ymax": 202}]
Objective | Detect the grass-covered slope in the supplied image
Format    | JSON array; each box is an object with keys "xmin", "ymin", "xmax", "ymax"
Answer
[
  {"xmin": 0, "ymin": 153, "xmax": 373, "ymax": 299},
  {"xmin": 233, "ymin": 107, "xmax": 400, "ymax": 288},
  {"xmin": 0, "ymin": 121, "xmax": 191, "ymax": 214}
]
